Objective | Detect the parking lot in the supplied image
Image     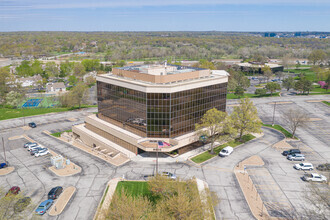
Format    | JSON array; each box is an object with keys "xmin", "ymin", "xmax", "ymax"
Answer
[
  {"xmin": 0, "ymin": 114, "xmax": 116, "ymax": 219},
  {"xmin": 0, "ymin": 95, "xmax": 329, "ymax": 220},
  {"xmin": 1, "ymin": 138, "xmax": 54, "ymax": 218}
]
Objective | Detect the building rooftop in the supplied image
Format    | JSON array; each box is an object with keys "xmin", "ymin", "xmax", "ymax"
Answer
[
  {"xmin": 117, "ymin": 64, "xmax": 205, "ymax": 76},
  {"xmin": 237, "ymin": 62, "xmax": 283, "ymax": 68},
  {"xmin": 109, "ymin": 64, "xmax": 229, "ymax": 85}
]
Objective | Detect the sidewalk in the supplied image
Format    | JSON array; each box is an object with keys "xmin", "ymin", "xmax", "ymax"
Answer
[
  {"xmin": 94, "ymin": 177, "xmax": 122, "ymax": 220},
  {"xmin": 131, "ymin": 142, "xmax": 216, "ymax": 163}
]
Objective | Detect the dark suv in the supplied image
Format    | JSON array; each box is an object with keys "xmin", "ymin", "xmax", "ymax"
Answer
[
  {"xmin": 282, "ymin": 149, "xmax": 301, "ymax": 156},
  {"xmin": 48, "ymin": 186, "xmax": 63, "ymax": 200},
  {"xmin": 28, "ymin": 122, "xmax": 37, "ymax": 128}
]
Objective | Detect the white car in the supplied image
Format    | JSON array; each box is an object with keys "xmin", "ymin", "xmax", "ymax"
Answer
[
  {"xmin": 162, "ymin": 172, "xmax": 177, "ymax": 180},
  {"xmin": 219, "ymin": 146, "xmax": 233, "ymax": 157},
  {"xmin": 35, "ymin": 149, "xmax": 49, "ymax": 157},
  {"xmin": 302, "ymin": 173, "xmax": 327, "ymax": 183},
  {"xmin": 28, "ymin": 144, "xmax": 40, "ymax": 151},
  {"xmin": 294, "ymin": 163, "xmax": 313, "ymax": 171}
]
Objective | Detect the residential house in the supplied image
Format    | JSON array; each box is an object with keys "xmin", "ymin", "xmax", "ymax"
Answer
[{"xmin": 46, "ymin": 82, "xmax": 66, "ymax": 92}]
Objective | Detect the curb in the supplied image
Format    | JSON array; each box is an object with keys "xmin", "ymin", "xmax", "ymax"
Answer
[
  {"xmin": 49, "ymin": 186, "xmax": 76, "ymax": 216},
  {"xmin": 0, "ymin": 166, "xmax": 15, "ymax": 176},
  {"xmin": 189, "ymin": 133, "xmax": 264, "ymax": 166},
  {"xmin": 93, "ymin": 177, "xmax": 123, "ymax": 220},
  {"xmin": 261, "ymin": 125, "xmax": 299, "ymax": 141},
  {"xmin": 43, "ymin": 130, "xmax": 130, "ymax": 167}
]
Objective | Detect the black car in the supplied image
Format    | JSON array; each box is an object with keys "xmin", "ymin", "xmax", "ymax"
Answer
[
  {"xmin": 282, "ymin": 149, "xmax": 301, "ymax": 156},
  {"xmin": 48, "ymin": 186, "xmax": 63, "ymax": 200},
  {"xmin": 14, "ymin": 197, "xmax": 31, "ymax": 213},
  {"xmin": 28, "ymin": 122, "xmax": 37, "ymax": 128}
]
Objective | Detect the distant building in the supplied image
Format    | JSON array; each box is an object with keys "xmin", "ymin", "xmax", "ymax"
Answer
[
  {"xmin": 237, "ymin": 62, "xmax": 284, "ymax": 73},
  {"xmin": 16, "ymin": 75, "xmax": 43, "ymax": 87},
  {"xmin": 46, "ymin": 82, "xmax": 66, "ymax": 92},
  {"xmin": 73, "ymin": 64, "xmax": 229, "ymax": 157}
]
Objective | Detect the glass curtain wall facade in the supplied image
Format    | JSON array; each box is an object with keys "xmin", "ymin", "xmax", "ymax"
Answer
[
  {"xmin": 97, "ymin": 81, "xmax": 147, "ymax": 136},
  {"xmin": 170, "ymin": 83, "xmax": 227, "ymax": 137},
  {"xmin": 97, "ymin": 81, "xmax": 227, "ymax": 138}
]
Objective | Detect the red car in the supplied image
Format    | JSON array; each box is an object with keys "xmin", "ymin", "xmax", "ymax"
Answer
[{"xmin": 6, "ymin": 186, "xmax": 21, "ymax": 196}]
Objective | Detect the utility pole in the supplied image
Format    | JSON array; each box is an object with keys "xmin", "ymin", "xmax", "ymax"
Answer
[
  {"xmin": 2, "ymin": 137, "xmax": 6, "ymax": 164},
  {"xmin": 272, "ymin": 101, "xmax": 277, "ymax": 126}
]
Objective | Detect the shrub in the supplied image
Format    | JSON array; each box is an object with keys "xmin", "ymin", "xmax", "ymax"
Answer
[{"xmin": 255, "ymin": 88, "xmax": 267, "ymax": 96}]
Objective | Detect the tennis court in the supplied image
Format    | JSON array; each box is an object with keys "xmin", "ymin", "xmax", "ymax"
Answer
[{"xmin": 22, "ymin": 99, "xmax": 43, "ymax": 107}]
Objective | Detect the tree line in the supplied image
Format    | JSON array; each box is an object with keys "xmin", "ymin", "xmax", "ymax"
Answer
[{"xmin": 1, "ymin": 32, "xmax": 329, "ymax": 61}]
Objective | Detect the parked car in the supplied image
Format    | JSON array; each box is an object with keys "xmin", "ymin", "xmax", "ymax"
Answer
[
  {"xmin": 143, "ymin": 175, "xmax": 155, "ymax": 181},
  {"xmin": 302, "ymin": 173, "xmax": 327, "ymax": 183},
  {"xmin": 0, "ymin": 163, "xmax": 8, "ymax": 169},
  {"xmin": 24, "ymin": 142, "xmax": 37, "ymax": 148},
  {"xmin": 282, "ymin": 149, "xmax": 301, "ymax": 156},
  {"xmin": 28, "ymin": 122, "xmax": 37, "ymax": 128},
  {"xmin": 27, "ymin": 144, "xmax": 40, "ymax": 151},
  {"xmin": 35, "ymin": 200, "xmax": 53, "ymax": 215},
  {"xmin": 6, "ymin": 186, "xmax": 21, "ymax": 196},
  {"xmin": 14, "ymin": 197, "xmax": 31, "ymax": 213},
  {"xmin": 294, "ymin": 163, "xmax": 313, "ymax": 171},
  {"xmin": 35, "ymin": 149, "xmax": 49, "ymax": 157},
  {"xmin": 287, "ymin": 154, "xmax": 305, "ymax": 161},
  {"xmin": 48, "ymin": 186, "xmax": 63, "ymax": 200},
  {"xmin": 219, "ymin": 146, "xmax": 234, "ymax": 157},
  {"xmin": 316, "ymin": 163, "xmax": 330, "ymax": 171},
  {"xmin": 30, "ymin": 147, "xmax": 46, "ymax": 156},
  {"xmin": 162, "ymin": 172, "xmax": 177, "ymax": 180}
]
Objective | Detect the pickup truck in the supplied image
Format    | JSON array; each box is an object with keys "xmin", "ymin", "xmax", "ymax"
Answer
[{"xmin": 302, "ymin": 173, "xmax": 327, "ymax": 183}]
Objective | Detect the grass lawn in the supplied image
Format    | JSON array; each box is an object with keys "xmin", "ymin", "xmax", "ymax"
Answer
[
  {"xmin": 262, "ymin": 124, "xmax": 297, "ymax": 139},
  {"xmin": 0, "ymin": 107, "xmax": 69, "ymax": 121},
  {"xmin": 51, "ymin": 129, "xmax": 72, "ymax": 137},
  {"xmin": 191, "ymin": 134, "xmax": 256, "ymax": 164},
  {"xmin": 115, "ymin": 181, "xmax": 158, "ymax": 203},
  {"xmin": 295, "ymin": 86, "xmax": 330, "ymax": 96},
  {"xmin": 322, "ymin": 101, "xmax": 330, "ymax": 106},
  {"xmin": 227, "ymin": 92, "xmax": 280, "ymax": 99},
  {"xmin": 286, "ymin": 68, "xmax": 316, "ymax": 81},
  {"xmin": 0, "ymin": 105, "xmax": 97, "ymax": 121}
]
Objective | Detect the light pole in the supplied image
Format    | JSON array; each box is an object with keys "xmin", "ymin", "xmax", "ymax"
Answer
[{"xmin": 272, "ymin": 101, "xmax": 277, "ymax": 126}]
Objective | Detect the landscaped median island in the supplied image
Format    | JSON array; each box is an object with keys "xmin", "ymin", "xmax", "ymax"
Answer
[
  {"xmin": 226, "ymin": 92, "xmax": 280, "ymax": 100},
  {"xmin": 191, "ymin": 134, "xmax": 256, "ymax": 164},
  {"xmin": 322, "ymin": 101, "xmax": 330, "ymax": 106},
  {"xmin": 262, "ymin": 123, "xmax": 298, "ymax": 139},
  {"xmin": 95, "ymin": 176, "xmax": 217, "ymax": 220},
  {"xmin": 51, "ymin": 129, "xmax": 72, "ymax": 137}
]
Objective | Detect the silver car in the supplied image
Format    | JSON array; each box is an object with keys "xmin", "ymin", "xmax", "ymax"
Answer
[
  {"xmin": 287, "ymin": 154, "xmax": 305, "ymax": 161},
  {"xmin": 30, "ymin": 147, "xmax": 46, "ymax": 156},
  {"xmin": 24, "ymin": 142, "xmax": 37, "ymax": 148}
]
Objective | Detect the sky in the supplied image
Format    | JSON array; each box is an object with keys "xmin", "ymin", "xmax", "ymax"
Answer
[{"xmin": 0, "ymin": 0, "xmax": 330, "ymax": 32}]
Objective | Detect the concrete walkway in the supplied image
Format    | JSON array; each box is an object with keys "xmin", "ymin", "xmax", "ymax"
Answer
[
  {"xmin": 49, "ymin": 186, "xmax": 76, "ymax": 216},
  {"xmin": 94, "ymin": 177, "xmax": 122, "ymax": 220}
]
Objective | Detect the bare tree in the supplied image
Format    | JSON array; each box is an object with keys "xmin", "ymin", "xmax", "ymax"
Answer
[{"xmin": 281, "ymin": 108, "xmax": 308, "ymax": 138}]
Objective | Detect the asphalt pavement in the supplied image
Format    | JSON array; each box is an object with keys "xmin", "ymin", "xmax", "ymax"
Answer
[{"xmin": 0, "ymin": 94, "xmax": 329, "ymax": 220}]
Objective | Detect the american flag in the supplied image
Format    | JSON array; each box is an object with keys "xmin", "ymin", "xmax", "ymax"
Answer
[{"xmin": 158, "ymin": 141, "xmax": 164, "ymax": 148}]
